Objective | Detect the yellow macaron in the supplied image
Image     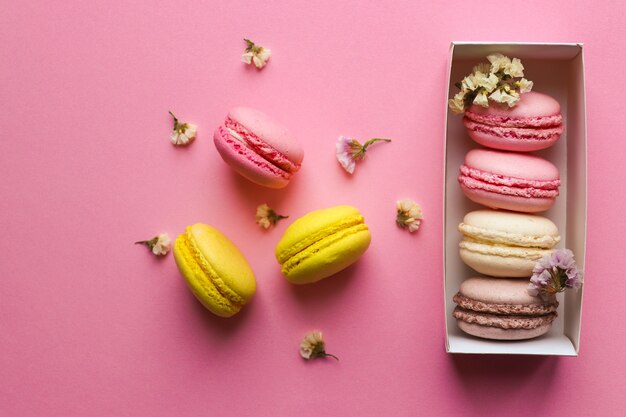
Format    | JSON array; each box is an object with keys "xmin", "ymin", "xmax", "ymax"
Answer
[
  {"xmin": 173, "ymin": 223, "xmax": 256, "ymax": 317},
  {"xmin": 275, "ymin": 205, "xmax": 372, "ymax": 284}
]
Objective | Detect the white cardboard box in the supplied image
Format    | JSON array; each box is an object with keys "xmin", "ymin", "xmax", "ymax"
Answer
[{"xmin": 443, "ymin": 42, "xmax": 587, "ymax": 355}]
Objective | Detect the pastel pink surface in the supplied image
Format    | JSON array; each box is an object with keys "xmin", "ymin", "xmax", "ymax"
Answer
[
  {"xmin": 459, "ymin": 148, "xmax": 560, "ymax": 212},
  {"xmin": 464, "ymin": 92, "xmax": 563, "ymax": 151},
  {"xmin": 2, "ymin": 1, "xmax": 626, "ymax": 417}
]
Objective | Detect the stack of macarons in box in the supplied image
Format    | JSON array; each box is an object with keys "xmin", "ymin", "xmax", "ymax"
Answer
[
  {"xmin": 172, "ymin": 107, "xmax": 372, "ymax": 317},
  {"xmin": 449, "ymin": 58, "xmax": 567, "ymax": 341}
]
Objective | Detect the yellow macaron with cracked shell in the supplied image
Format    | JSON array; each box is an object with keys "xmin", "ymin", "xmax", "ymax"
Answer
[
  {"xmin": 275, "ymin": 205, "xmax": 372, "ymax": 284},
  {"xmin": 173, "ymin": 223, "xmax": 256, "ymax": 317}
]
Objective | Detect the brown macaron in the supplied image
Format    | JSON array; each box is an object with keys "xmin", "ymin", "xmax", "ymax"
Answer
[{"xmin": 453, "ymin": 276, "xmax": 558, "ymax": 340}]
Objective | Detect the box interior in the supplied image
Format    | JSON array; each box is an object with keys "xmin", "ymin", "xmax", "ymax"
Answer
[{"xmin": 444, "ymin": 43, "xmax": 586, "ymax": 355}]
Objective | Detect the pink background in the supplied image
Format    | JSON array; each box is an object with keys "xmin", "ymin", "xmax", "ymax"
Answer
[{"xmin": 2, "ymin": 1, "xmax": 625, "ymax": 416}]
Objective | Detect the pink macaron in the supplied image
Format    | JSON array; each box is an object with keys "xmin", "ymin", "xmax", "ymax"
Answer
[
  {"xmin": 463, "ymin": 91, "xmax": 563, "ymax": 152},
  {"xmin": 459, "ymin": 148, "xmax": 560, "ymax": 213},
  {"xmin": 214, "ymin": 107, "xmax": 304, "ymax": 189}
]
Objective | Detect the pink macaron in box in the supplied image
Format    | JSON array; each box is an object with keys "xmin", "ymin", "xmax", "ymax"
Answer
[
  {"xmin": 458, "ymin": 148, "xmax": 560, "ymax": 213},
  {"xmin": 463, "ymin": 91, "xmax": 564, "ymax": 152}
]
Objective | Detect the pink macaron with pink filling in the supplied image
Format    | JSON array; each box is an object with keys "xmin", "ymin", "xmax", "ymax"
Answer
[
  {"xmin": 214, "ymin": 107, "xmax": 304, "ymax": 188},
  {"xmin": 459, "ymin": 148, "xmax": 560, "ymax": 213},
  {"xmin": 463, "ymin": 91, "xmax": 563, "ymax": 152}
]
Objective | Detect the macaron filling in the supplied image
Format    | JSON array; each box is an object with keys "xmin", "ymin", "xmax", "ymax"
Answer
[
  {"xmin": 459, "ymin": 239, "xmax": 552, "ymax": 260},
  {"xmin": 224, "ymin": 116, "xmax": 301, "ymax": 174},
  {"xmin": 464, "ymin": 110, "xmax": 563, "ymax": 128},
  {"xmin": 176, "ymin": 230, "xmax": 246, "ymax": 311},
  {"xmin": 458, "ymin": 222, "xmax": 560, "ymax": 249},
  {"xmin": 453, "ymin": 292, "xmax": 558, "ymax": 316},
  {"xmin": 453, "ymin": 307, "xmax": 557, "ymax": 330},
  {"xmin": 463, "ymin": 118, "xmax": 564, "ymax": 142},
  {"xmin": 459, "ymin": 165, "xmax": 560, "ymax": 199},
  {"xmin": 278, "ymin": 218, "xmax": 368, "ymax": 275}
]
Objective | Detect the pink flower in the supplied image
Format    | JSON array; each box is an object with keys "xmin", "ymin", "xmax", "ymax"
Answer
[
  {"xmin": 336, "ymin": 136, "xmax": 391, "ymax": 174},
  {"xmin": 528, "ymin": 249, "xmax": 582, "ymax": 300}
]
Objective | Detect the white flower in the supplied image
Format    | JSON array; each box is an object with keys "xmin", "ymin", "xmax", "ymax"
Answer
[
  {"xmin": 489, "ymin": 89, "xmax": 520, "ymax": 107},
  {"xmin": 507, "ymin": 58, "xmax": 525, "ymax": 77},
  {"xmin": 255, "ymin": 204, "xmax": 287, "ymax": 229},
  {"xmin": 135, "ymin": 233, "xmax": 171, "ymax": 256},
  {"xmin": 477, "ymin": 73, "xmax": 499, "ymax": 93},
  {"xmin": 517, "ymin": 78, "xmax": 534, "ymax": 93},
  {"xmin": 242, "ymin": 39, "xmax": 271, "ymax": 69},
  {"xmin": 396, "ymin": 199, "xmax": 423, "ymax": 233},
  {"xmin": 169, "ymin": 111, "xmax": 197, "ymax": 146},
  {"xmin": 473, "ymin": 91, "xmax": 489, "ymax": 108},
  {"xmin": 300, "ymin": 331, "xmax": 338, "ymax": 360},
  {"xmin": 472, "ymin": 63, "xmax": 491, "ymax": 75},
  {"xmin": 487, "ymin": 53, "xmax": 511, "ymax": 74},
  {"xmin": 461, "ymin": 75, "xmax": 478, "ymax": 92},
  {"xmin": 448, "ymin": 91, "xmax": 466, "ymax": 114}
]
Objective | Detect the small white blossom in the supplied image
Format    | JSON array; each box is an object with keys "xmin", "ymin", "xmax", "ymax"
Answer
[
  {"xmin": 169, "ymin": 111, "xmax": 197, "ymax": 146},
  {"xmin": 255, "ymin": 204, "xmax": 287, "ymax": 229},
  {"xmin": 507, "ymin": 58, "xmax": 525, "ymax": 77},
  {"xmin": 473, "ymin": 91, "xmax": 489, "ymax": 108},
  {"xmin": 489, "ymin": 89, "xmax": 520, "ymax": 107},
  {"xmin": 396, "ymin": 199, "xmax": 423, "ymax": 233},
  {"xmin": 448, "ymin": 91, "xmax": 466, "ymax": 114},
  {"xmin": 135, "ymin": 233, "xmax": 171, "ymax": 256},
  {"xmin": 242, "ymin": 39, "xmax": 271, "ymax": 69},
  {"xmin": 517, "ymin": 78, "xmax": 534, "ymax": 94},
  {"xmin": 300, "ymin": 331, "xmax": 338, "ymax": 360},
  {"xmin": 487, "ymin": 53, "xmax": 511, "ymax": 73}
]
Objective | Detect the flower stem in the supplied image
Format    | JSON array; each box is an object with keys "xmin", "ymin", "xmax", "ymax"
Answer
[
  {"xmin": 322, "ymin": 352, "xmax": 339, "ymax": 361},
  {"xmin": 168, "ymin": 111, "xmax": 178, "ymax": 127},
  {"xmin": 362, "ymin": 138, "xmax": 392, "ymax": 149}
]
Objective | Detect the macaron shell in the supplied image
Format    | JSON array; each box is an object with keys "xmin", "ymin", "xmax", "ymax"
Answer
[
  {"xmin": 276, "ymin": 206, "xmax": 365, "ymax": 262},
  {"xmin": 213, "ymin": 126, "xmax": 290, "ymax": 189},
  {"xmin": 173, "ymin": 224, "xmax": 256, "ymax": 317},
  {"xmin": 282, "ymin": 228, "xmax": 371, "ymax": 284},
  {"xmin": 458, "ymin": 210, "xmax": 560, "ymax": 249},
  {"xmin": 466, "ymin": 91, "xmax": 561, "ymax": 119},
  {"xmin": 458, "ymin": 277, "xmax": 556, "ymax": 308},
  {"xmin": 460, "ymin": 185, "xmax": 556, "ymax": 212},
  {"xmin": 464, "ymin": 148, "xmax": 559, "ymax": 181},
  {"xmin": 228, "ymin": 107, "xmax": 304, "ymax": 166},
  {"xmin": 188, "ymin": 224, "xmax": 256, "ymax": 301},
  {"xmin": 457, "ymin": 320, "xmax": 553, "ymax": 340},
  {"xmin": 459, "ymin": 246, "xmax": 544, "ymax": 277},
  {"xmin": 173, "ymin": 236, "xmax": 240, "ymax": 317},
  {"xmin": 459, "ymin": 149, "xmax": 560, "ymax": 213},
  {"xmin": 463, "ymin": 92, "xmax": 563, "ymax": 152},
  {"xmin": 275, "ymin": 205, "xmax": 371, "ymax": 284},
  {"xmin": 463, "ymin": 120, "xmax": 561, "ymax": 152}
]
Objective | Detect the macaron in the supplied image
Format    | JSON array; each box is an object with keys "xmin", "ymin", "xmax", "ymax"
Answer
[
  {"xmin": 463, "ymin": 91, "xmax": 564, "ymax": 152},
  {"xmin": 173, "ymin": 223, "xmax": 256, "ymax": 317},
  {"xmin": 459, "ymin": 148, "xmax": 560, "ymax": 213},
  {"xmin": 275, "ymin": 205, "xmax": 371, "ymax": 284},
  {"xmin": 213, "ymin": 107, "xmax": 304, "ymax": 189},
  {"xmin": 459, "ymin": 209, "xmax": 560, "ymax": 277},
  {"xmin": 453, "ymin": 277, "xmax": 558, "ymax": 340}
]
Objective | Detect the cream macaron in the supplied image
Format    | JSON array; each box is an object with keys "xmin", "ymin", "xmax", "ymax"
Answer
[{"xmin": 458, "ymin": 210, "xmax": 560, "ymax": 277}]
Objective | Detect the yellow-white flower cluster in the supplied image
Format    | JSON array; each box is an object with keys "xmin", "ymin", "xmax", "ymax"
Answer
[{"xmin": 448, "ymin": 54, "xmax": 534, "ymax": 114}]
